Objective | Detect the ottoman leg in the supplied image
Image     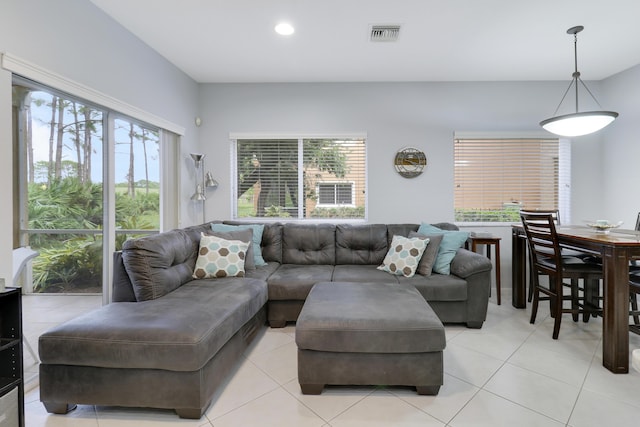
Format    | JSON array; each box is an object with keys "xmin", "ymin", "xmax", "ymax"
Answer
[
  {"xmin": 416, "ymin": 385, "xmax": 440, "ymax": 395},
  {"xmin": 43, "ymin": 402, "xmax": 77, "ymax": 414},
  {"xmin": 300, "ymin": 384, "xmax": 325, "ymax": 395},
  {"xmin": 175, "ymin": 407, "xmax": 206, "ymax": 419},
  {"xmin": 269, "ymin": 319, "xmax": 287, "ymax": 328}
]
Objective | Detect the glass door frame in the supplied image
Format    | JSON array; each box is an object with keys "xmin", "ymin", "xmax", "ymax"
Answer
[{"xmin": 13, "ymin": 77, "xmax": 165, "ymax": 304}]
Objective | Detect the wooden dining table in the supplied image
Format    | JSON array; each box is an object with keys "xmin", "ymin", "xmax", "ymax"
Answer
[{"xmin": 511, "ymin": 225, "xmax": 640, "ymax": 374}]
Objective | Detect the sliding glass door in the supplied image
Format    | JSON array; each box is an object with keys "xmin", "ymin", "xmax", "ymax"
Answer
[{"xmin": 13, "ymin": 79, "xmax": 160, "ymax": 298}]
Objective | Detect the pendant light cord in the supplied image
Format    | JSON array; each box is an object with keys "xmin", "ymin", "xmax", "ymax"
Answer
[
  {"xmin": 573, "ymin": 31, "xmax": 580, "ymax": 113},
  {"xmin": 549, "ymin": 27, "xmax": 604, "ymax": 116}
]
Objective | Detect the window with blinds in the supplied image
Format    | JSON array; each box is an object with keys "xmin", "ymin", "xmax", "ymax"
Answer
[
  {"xmin": 454, "ymin": 136, "xmax": 569, "ymax": 223},
  {"xmin": 233, "ymin": 137, "xmax": 366, "ymax": 219}
]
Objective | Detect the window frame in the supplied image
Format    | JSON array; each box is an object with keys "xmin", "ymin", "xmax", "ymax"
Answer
[
  {"xmin": 230, "ymin": 133, "xmax": 367, "ymax": 221},
  {"xmin": 453, "ymin": 131, "xmax": 571, "ymax": 225},
  {"xmin": 316, "ymin": 181, "xmax": 356, "ymax": 208},
  {"xmin": 11, "ymin": 71, "xmax": 181, "ymax": 303}
]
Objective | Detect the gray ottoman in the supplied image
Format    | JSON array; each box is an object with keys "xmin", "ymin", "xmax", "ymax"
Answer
[{"xmin": 295, "ymin": 281, "xmax": 446, "ymax": 395}]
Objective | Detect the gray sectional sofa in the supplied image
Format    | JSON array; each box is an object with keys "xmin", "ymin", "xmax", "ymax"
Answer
[{"xmin": 38, "ymin": 221, "xmax": 492, "ymax": 419}]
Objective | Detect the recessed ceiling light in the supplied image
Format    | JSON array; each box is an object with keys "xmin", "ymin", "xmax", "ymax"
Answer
[{"xmin": 275, "ymin": 22, "xmax": 295, "ymax": 36}]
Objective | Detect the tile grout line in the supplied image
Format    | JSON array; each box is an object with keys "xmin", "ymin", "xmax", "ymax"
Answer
[{"xmin": 475, "ymin": 320, "xmax": 575, "ymax": 426}]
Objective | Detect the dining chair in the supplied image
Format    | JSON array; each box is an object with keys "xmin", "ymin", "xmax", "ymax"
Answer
[
  {"xmin": 520, "ymin": 211, "xmax": 603, "ymax": 339},
  {"xmin": 526, "ymin": 210, "xmax": 560, "ymax": 303},
  {"xmin": 525, "ymin": 209, "xmax": 595, "ymax": 303},
  {"xmin": 631, "ymin": 212, "xmax": 640, "ymax": 271},
  {"xmin": 630, "ymin": 271, "xmax": 640, "ymax": 334}
]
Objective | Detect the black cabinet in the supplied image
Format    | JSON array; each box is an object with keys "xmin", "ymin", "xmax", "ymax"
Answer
[{"xmin": 0, "ymin": 288, "xmax": 24, "ymax": 427}]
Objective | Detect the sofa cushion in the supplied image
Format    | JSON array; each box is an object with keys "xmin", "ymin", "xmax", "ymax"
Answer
[
  {"xmin": 112, "ymin": 251, "xmax": 136, "ymax": 302},
  {"xmin": 386, "ymin": 224, "xmax": 419, "ymax": 243},
  {"xmin": 398, "ymin": 273, "xmax": 468, "ymax": 301},
  {"xmin": 223, "ymin": 221, "xmax": 283, "ymax": 263},
  {"xmin": 332, "ymin": 264, "xmax": 399, "ymax": 283},
  {"xmin": 282, "ymin": 223, "xmax": 336, "ymax": 264},
  {"xmin": 386, "ymin": 223, "xmax": 458, "ymax": 246},
  {"xmin": 417, "ymin": 223, "xmax": 469, "ymax": 275},
  {"xmin": 122, "ymin": 229, "xmax": 199, "ymax": 301},
  {"xmin": 211, "ymin": 223, "xmax": 266, "ymax": 266},
  {"xmin": 38, "ymin": 278, "xmax": 268, "ymax": 371},
  {"xmin": 377, "ymin": 235, "xmax": 429, "ymax": 277},
  {"xmin": 261, "ymin": 223, "xmax": 283, "ymax": 263},
  {"xmin": 335, "ymin": 224, "xmax": 388, "ymax": 265},
  {"xmin": 267, "ymin": 264, "xmax": 334, "ymax": 300},
  {"xmin": 193, "ymin": 233, "xmax": 250, "ymax": 279},
  {"xmin": 244, "ymin": 261, "xmax": 281, "ymax": 281},
  {"xmin": 207, "ymin": 228, "xmax": 255, "ymax": 270},
  {"xmin": 409, "ymin": 232, "xmax": 443, "ymax": 276},
  {"xmin": 182, "ymin": 223, "xmax": 218, "ymax": 241}
]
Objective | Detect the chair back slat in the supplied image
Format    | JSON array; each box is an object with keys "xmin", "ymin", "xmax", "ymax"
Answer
[{"xmin": 520, "ymin": 211, "xmax": 563, "ymax": 275}]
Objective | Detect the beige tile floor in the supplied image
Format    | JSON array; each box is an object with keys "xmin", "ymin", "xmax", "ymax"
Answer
[{"xmin": 20, "ymin": 291, "xmax": 640, "ymax": 427}]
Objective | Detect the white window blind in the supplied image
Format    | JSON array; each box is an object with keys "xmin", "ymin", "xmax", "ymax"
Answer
[
  {"xmin": 233, "ymin": 137, "xmax": 366, "ymax": 219},
  {"xmin": 454, "ymin": 137, "xmax": 566, "ymax": 222}
]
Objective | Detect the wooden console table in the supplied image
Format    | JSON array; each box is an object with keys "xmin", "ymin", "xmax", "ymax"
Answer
[{"xmin": 468, "ymin": 236, "xmax": 502, "ymax": 305}]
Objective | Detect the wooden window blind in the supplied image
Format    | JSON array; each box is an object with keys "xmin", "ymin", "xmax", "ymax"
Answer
[{"xmin": 454, "ymin": 137, "xmax": 564, "ymax": 222}]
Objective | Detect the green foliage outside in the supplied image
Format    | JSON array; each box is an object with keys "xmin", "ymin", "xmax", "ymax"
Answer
[
  {"xmin": 455, "ymin": 208, "xmax": 522, "ymax": 222},
  {"xmin": 16, "ymin": 87, "xmax": 161, "ymax": 294},
  {"xmin": 28, "ymin": 178, "xmax": 159, "ymax": 293},
  {"xmin": 263, "ymin": 205, "xmax": 291, "ymax": 217},
  {"xmin": 310, "ymin": 206, "xmax": 365, "ymax": 219}
]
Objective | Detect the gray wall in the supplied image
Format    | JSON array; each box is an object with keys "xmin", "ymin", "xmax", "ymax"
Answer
[
  {"xmin": 601, "ymin": 64, "xmax": 640, "ymax": 227},
  {"xmin": 198, "ymin": 81, "xmax": 606, "ymax": 224},
  {"xmin": 3, "ymin": 0, "xmax": 638, "ymax": 290},
  {"xmin": 197, "ymin": 79, "xmax": 623, "ymax": 287},
  {"xmin": 0, "ymin": 0, "xmax": 200, "ymax": 281}
]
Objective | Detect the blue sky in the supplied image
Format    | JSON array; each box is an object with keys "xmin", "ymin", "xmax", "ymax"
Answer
[{"xmin": 29, "ymin": 91, "xmax": 159, "ymax": 184}]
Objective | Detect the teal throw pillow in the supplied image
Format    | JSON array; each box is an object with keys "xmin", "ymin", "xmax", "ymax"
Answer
[
  {"xmin": 211, "ymin": 223, "xmax": 266, "ymax": 266},
  {"xmin": 416, "ymin": 223, "xmax": 469, "ymax": 275},
  {"xmin": 377, "ymin": 235, "xmax": 429, "ymax": 278}
]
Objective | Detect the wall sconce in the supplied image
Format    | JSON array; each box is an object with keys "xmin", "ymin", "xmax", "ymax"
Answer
[{"xmin": 190, "ymin": 153, "xmax": 219, "ymax": 221}]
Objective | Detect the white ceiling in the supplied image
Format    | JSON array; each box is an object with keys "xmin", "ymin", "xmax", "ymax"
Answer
[{"xmin": 90, "ymin": 0, "xmax": 640, "ymax": 83}]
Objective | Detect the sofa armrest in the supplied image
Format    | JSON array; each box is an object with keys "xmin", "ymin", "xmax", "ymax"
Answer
[
  {"xmin": 451, "ymin": 248, "xmax": 493, "ymax": 328},
  {"xmin": 112, "ymin": 251, "xmax": 136, "ymax": 302},
  {"xmin": 450, "ymin": 248, "xmax": 492, "ymax": 279}
]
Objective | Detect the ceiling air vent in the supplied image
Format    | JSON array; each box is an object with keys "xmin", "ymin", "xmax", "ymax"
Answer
[{"xmin": 369, "ymin": 25, "xmax": 401, "ymax": 42}]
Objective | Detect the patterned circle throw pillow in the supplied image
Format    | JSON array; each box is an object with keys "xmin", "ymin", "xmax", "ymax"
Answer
[
  {"xmin": 377, "ymin": 235, "xmax": 429, "ymax": 278},
  {"xmin": 193, "ymin": 233, "xmax": 250, "ymax": 279}
]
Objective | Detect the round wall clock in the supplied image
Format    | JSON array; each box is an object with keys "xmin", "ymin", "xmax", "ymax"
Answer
[{"xmin": 394, "ymin": 147, "xmax": 427, "ymax": 178}]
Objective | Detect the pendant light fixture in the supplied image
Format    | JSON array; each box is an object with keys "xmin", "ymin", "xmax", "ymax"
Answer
[{"xmin": 540, "ymin": 26, "xmax": 618, "ymax": 137}]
